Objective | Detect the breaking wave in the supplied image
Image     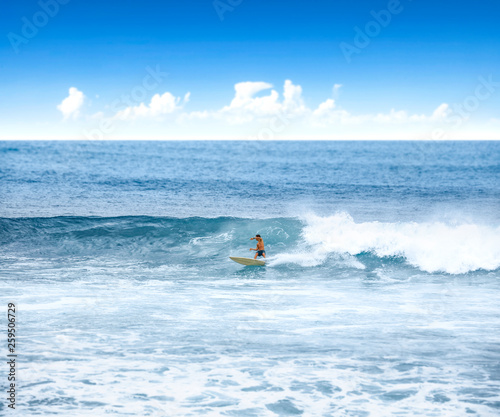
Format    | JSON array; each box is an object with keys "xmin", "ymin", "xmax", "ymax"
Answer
[
  {"xmin": 291, "ymin": 212, "xmax": 500, "ymax": 274},
  {"xmin": 1, "ymin": 212, "xmax": 499, "ymax": 274}
]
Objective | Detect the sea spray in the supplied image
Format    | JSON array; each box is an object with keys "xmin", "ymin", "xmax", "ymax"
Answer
[{"xmin": 300, "ymin": 212, "xmax": 500, "ymax": 274}]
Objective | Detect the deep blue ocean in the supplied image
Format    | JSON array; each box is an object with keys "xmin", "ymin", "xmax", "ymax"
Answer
[{"xmin": 1, "ymin": 140, "xmax": 500, "ymax": 416}]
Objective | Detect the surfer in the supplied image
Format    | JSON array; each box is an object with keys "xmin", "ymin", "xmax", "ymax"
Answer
[{"xmin": 250, "ymin": 234, "xmax": 266, "ymax": 259}]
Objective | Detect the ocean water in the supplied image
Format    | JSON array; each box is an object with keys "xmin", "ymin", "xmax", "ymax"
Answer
[{"xmin": 1, "ymin": 140, "xmax": 500, "ymax": 416}]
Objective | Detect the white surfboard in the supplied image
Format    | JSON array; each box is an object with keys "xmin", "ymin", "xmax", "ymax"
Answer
[{"xmin": 229, "ymin": 257, "xmax": 266, "ymax": 266}]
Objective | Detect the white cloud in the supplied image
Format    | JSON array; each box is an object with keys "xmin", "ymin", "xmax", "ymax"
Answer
[
  {"xmin": 282, "ymin": 79, "xmax": 307, "ymax": 116},
  {"xmin": 311, "ymin": 99, "xmax": 450, "ymax": 127},
  {"xmin": 373, "ymin": 109, "xmax": 419, "ymax": 123},
  {"xmin": 114, "ymin": 91, "xmax": 190, "ymax": 120},
  {"xmin": 57, "ymin": 87, "xmax": 85, "ymax": 120},
  {"xmin": 52, "ymin": 80, "xmax": 480, "ymax": 140},
  {"xmin": 184, "ymin": 80, "xmax": 309, "ymax": 125},
  {"xmin": 312, "ymin": 99, "xmax": 352, "ymax": 125},
  {"xmin": 219, "ymin": 81, "xmax": 281, "ymax": 123},
  {"xmin": 60, "ymin": 81, "xmax": 451, "ymax": 132},
  {"xmin": 228, "ymin": 81, "xmax": 273, "ymax": 107},
  {"xmin": 315, "ymin": 98, "xmax": 336, "ymax": 114},
  {"xmin": 430, "ymin": 103, "xmax": 451, "ymax": 121},
  {"xmin": 194, "ymin": 79, "xmax": 451, "ymax": 129},
  {"xmin": 333, "ymin": 84, "xmax": 342, "ymax": 97}
]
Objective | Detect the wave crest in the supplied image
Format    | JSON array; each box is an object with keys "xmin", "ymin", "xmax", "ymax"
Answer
[
  {"xmin": 300, "ymin": 212, "xmax": 500, "ymax": 274},
  {"xmin": 1, "ymin": 214, "xmax": 499, "ymax": 274}
]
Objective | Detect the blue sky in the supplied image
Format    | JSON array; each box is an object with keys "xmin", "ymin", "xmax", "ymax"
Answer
[{"xmin": 1, "ymin": 0, "xmax": 499, "ymax": 139}]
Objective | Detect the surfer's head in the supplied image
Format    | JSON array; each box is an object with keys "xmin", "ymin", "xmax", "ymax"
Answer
[{"xmin": 256, "ymin": 234, "xmax": 261, "ymax": 238}]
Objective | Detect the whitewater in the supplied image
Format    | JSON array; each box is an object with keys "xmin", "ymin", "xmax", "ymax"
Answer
[{"xmin": 1, "ymin": 140, "xmax": 499, "ymax": 416}]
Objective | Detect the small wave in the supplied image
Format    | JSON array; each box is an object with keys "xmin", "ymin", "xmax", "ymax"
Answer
[
  {"xmin": 298, "ymin": 212, "xmax": 500, "ymax": 274},
  {"xmin": 0, "ymin": 216, "xmax": 302, "ymax": 265}
]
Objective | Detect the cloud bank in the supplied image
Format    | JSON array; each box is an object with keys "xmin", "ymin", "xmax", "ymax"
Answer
[
  {"xmin": 115, "ymin": 92, "xmax": 190, "ymax": 120},
  {"xmin": 50, "ymin": 80, "xmax": 497, "ymax": 140}
]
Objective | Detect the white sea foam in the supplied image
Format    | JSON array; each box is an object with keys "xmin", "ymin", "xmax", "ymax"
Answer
[
  {"xmin": 269, "ymin": 249, "xmax": 366, "ymax": 269},
  {"xmin": 190, "ymin": 232, "xmax": 233, "ymax": 245},
  {"xmin": 296, "ymin": 212, "xmax": 500, "ymax": 274}
]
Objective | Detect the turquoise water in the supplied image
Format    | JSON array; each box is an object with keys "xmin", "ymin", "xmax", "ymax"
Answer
[{"xmin": 1, "ymin": 141, "xmax": 500, "ymax": 416}]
